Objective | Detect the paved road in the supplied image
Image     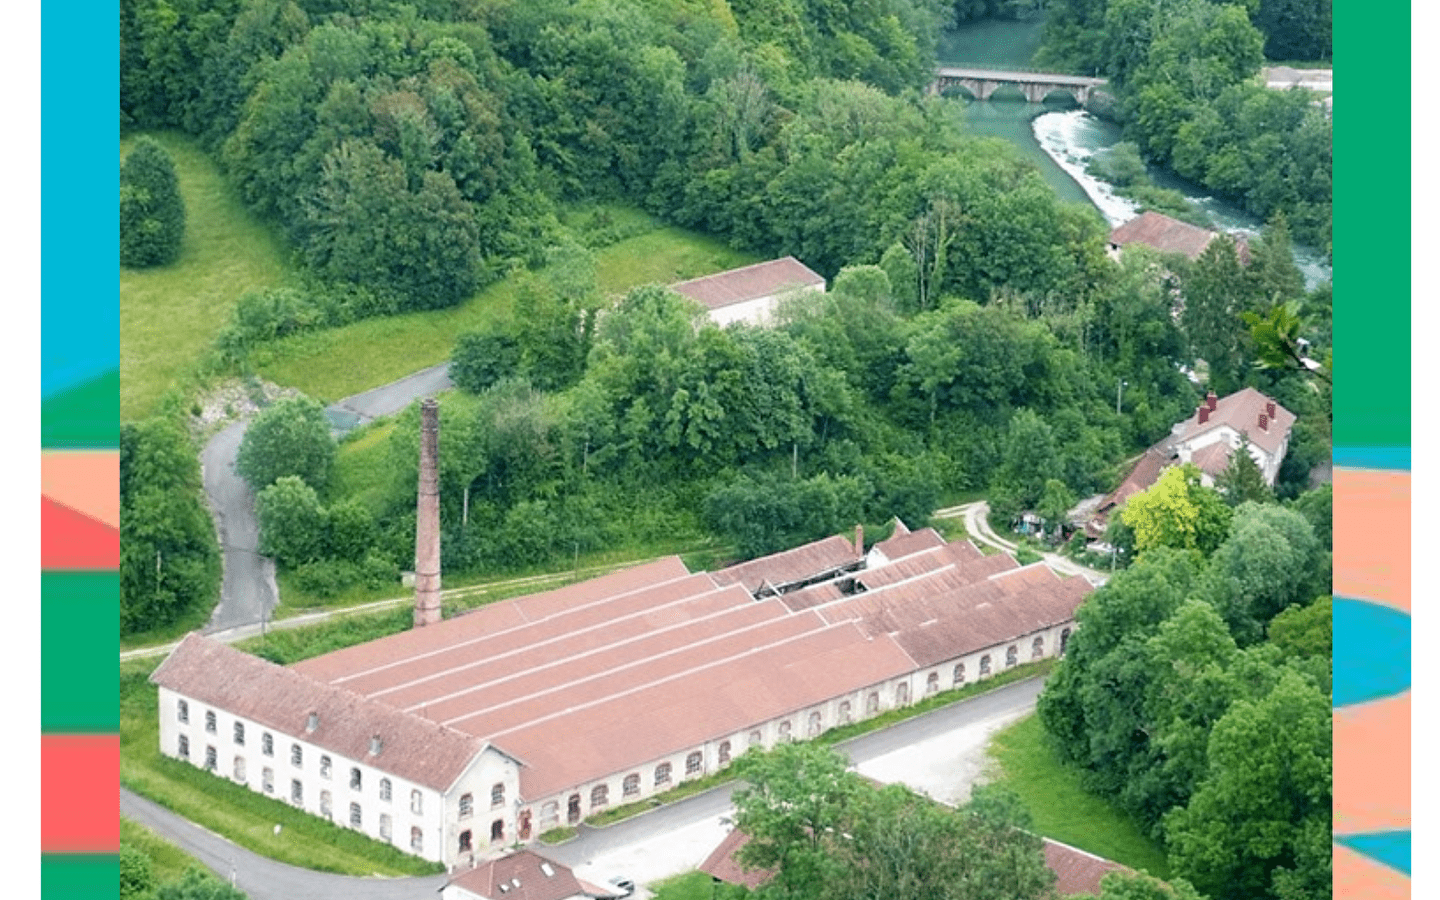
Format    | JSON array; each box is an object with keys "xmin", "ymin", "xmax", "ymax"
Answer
[
  {"xmin": 125, "ymin": 679, "xmax": 1044, "ymax": 899},
  {"xmin": 200, "ymin": 364, "xmax": 454, "ymax": 632},
  {"xmin": 935, "ymin": 501, "xmax": 1108, "ymax": 588}
]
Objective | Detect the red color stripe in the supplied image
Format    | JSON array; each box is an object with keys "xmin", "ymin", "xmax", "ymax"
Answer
[
  {"xmin": 41, "ymin": 735, "xmax": 120, "ymax": 853},
  {"xmin": 41, "ymin": 496, "xmax": 119, "ymax": 570}
]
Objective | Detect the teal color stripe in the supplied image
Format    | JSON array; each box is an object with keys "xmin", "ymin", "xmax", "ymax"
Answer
[
  {"xmin": 42, "ymin": 573, "xmax": 119, "ymax": 732},
  {"xmin": 1332, "ymin": 597, "xmax": 1410, "ymax": 708},
  {"xmin": 1335, "ymin": 832, "xmax": 1411, "ymax": 876},
  {"xmin": 40, "ymin": 1, "xmax": 119, "ymax": 401},
  {"xmin": 41, "ymin": 855, "xmax": 118, "ymax": 898},
  {"xmin": 1332, "ymin": 446, "xmax": 1409, "ymax": 472},
  {"xmin": 40, "ymin": 370, "xmax": 119, "ymax": 449},
  {"xmin": 1332, "ymin": 4, "xmax": 1409, "ymax": 451}
]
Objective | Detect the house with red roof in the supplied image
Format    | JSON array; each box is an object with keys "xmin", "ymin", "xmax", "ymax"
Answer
[
  {"xmin": 670, "ymin": 257, "xmax": 825, "ymax": 327},
  {"xmin": 152, "ymin": 524, "xmax": 1090, "ymax": 870},
  {"xmin": 441, "ymin": 850, "xmax": 623, "ymax": 900},
  {"xmin": 1107, "ymin": 211, "xmax": 1250, "ymax": 263}
]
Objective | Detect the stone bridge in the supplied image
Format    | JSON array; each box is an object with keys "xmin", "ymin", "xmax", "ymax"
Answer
[{"xmin": 931, "ymin": 66, "xmax": 1107, "ymax": 104}]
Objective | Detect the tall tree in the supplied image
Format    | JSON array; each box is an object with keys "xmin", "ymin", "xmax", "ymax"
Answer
[
  {"xmin": 236, "ymin": 395, "xmax": 336, "ymax": 492},
  {"xmin": 120, "ymin": 137, "xmax": 187, "ymax": 267},
  {"xmin": 1119, "ymin": 464, "xmax": 1232, "ymax": 556}
]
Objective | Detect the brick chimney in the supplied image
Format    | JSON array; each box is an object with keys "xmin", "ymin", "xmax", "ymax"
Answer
[
  {"xmin": 1206, "ymin": 391, "xmax": 1218, "ymax": 411},
  {"xmin": 1257, "ymin": 412, "xmax": 1269, "ymax": 432},
  {"xmin": 1266, "ymin": 400, "xmax": 1276, "ymax": 418},
  {"xmin": 414, "ymin": 398, "xmax": 442, "ymax": 628},
  {"xmin": 1197, "ymin": 405, "xmax": 1210, "ymax": 424}
]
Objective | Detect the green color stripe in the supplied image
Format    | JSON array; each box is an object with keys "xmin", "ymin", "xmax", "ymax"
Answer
[
  {"xmin": 41, "ymin": 370, "xmax": 119, "ymax": 449},
  {"xmin": 1332, "ymin": 4, "xmax": 1409, "ymax": 449},
  {"xmin": 42, "ymin": 572, "xmax": 119, "ymax": 732},
  {"xmin": 41, "ymin": 854, "xmax": 118, "ymax": 898}
]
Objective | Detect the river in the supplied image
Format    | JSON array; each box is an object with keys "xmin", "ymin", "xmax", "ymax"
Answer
[{"xmin": 938, "ymin": 15, "xmax": 1332, "ymax": 288}]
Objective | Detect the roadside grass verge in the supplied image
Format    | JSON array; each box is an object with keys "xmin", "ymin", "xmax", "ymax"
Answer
[
  {"xmin": 120, "ymin": 131, "xmax": 291, "ymax": 420},
  {"xmin": 988, "ymin": 714, "xmax": 1171, "ymax": 878},
  {"xmin": 120, "ymin": 658, "xmax": 442, "ymax": 877},
  {"xmin": 120, "ymin": 603, "xmax": 215, "ymax": 654},
  {"xmin": 580, "ymin": 661, "xmax": 1056, "ymax": 831},
  {"xmin": 651, "ymin": 871, "xmax": 750, "ymax": 899},
  {"xmin": 253, "ymin": 215, "xmax": 758, "ymax": 402},
  {"xmin": 121, "ymin": 817, "xmax": 200, "ymax": 885}
]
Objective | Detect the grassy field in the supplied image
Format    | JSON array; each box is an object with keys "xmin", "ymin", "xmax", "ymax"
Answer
[
  {"xmin": 120, "ymin": 658, "xmax": 442, "ymax": 877},
  {"xmin": 252, "ymin": 224, "xmax": 758, "ymax": 402},
  {"xmin": 988, "ymin": 714, "xmax": 1171, "ymax": 878},
  {"xmin": 650, "ymin": 871, "xmax": 751, "ymax": 899},
  {"xmin": 120, "ymin": 131, "xmax": 292, "ymax": 420}
]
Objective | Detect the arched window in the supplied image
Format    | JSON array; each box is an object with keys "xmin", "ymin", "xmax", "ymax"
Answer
[
  {"xmin": 262, "ymin": 732, "xmax": 273, "ymax": 757},
  {"xmin": 491, "ymin": 819, "xmax": 504, "ymax": 842},
  {"xmin": 718, "ymin": 741, "xmax": 732, "ymax": 765},
  {"xmin": 591, "ymin": 784, "xmax": 609, "ymax": 808},
  {"xmin": 540, "ymin": 801, "xmax": 559, "ymax": 828},
  {"xmin": 491, "ymin": 782, "xmax": 505, "ymax": 808},
  {"xmin": 459, "ymin": 793, "xmax": 473, "ymax": 818},
  {"xmin": 350, "ymin": 767, "xmax": 362, "ymax": 790},
  {"xmin": 410, "ymin": 827, "xmax": 423, "ymax": 853},
  {"xmin": 623, "ymin": 774, "xmax": 640, "ymax": 797},
  {"xmin": 839, "ymin": 701, "xmax": 852, "ymax": 723},
  {"xmin": 204, "ymin": 746, "xmax": 217, "ymax": 771},
  {"xmin": 1032, "ymin": 635, "xmax": 1045, "ymax": 659},
  {"xmin": 178, "ymin": 735, "xmax": 189, "ymax": 759},
  {"xmin": 896, "ymin": 682, "xmax": 910, "ymax": 704},
  {"xmin": 807, "ymin": 711, "xmax": 822, "ymax": 736},
  {"xmin": 349, "ymin": 802, "xmax": 362, "ymax": 828},
  {"xmin": 380, "ymin": 778, "xmax": 392, "ymax": 802},
  {"xmin": 518, "ymin": 810, "xmax": 531, "ymax": 840},
  {"xmin": 778, "ymin": 720, "xmax": 792, "ymax": 742},
  {"xmin": 867, "ymin": 692, "xmax": 880, "ymax": 713},
  {"xmin": 177, "ymin": 699, "xmax": 188, "ymax": 723},
  {"xmin": 567, "ymin": 794, "xmax": 581, "ymax": 824},
  {"xmin": 953, "ymin": 662, "xmax": 966, "ymax": 685},
  {"xmin": 291, "ymin": 744, "xmax": 302, "ymax": 767},
  {"xmin": 686, "ymin": 752, "xmax": 703, "ymax": 775},
  {"xmin": 655, "ymin": 763, "xmax": 672, "ymax": 786},
  {"xmin": 926, "ymin": 672, "xmax": 940, "ymax": 694},
  {"xmin": 980, "ymin": 654, "xmax": 992, "ymax": 675},
  {"xmin": 233, "ymin": 722, "xmax": 245, "ymax": 745},
  {"xmin": 459, "ymin": 830, "xmax": 472, "ymax": 852},
  {"xmin": 1006, "ymin": 645, "xmax": 1018, "ymax": 667},
  {"xmin": 205, "ymin": 710, "xmax": 216, "ymax": 733},
  {"xmin": 320, "ymin": 755, "xmax": 332, "ymax": 779}
]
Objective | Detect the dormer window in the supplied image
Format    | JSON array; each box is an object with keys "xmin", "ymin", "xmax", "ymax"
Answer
[
  {"xmin": 306, "ymin": 712, "xmax": 319, "ymax": 733},
  {"xmin": 369, "ymin": 735, "xmax": 383, "ymax": 756}
]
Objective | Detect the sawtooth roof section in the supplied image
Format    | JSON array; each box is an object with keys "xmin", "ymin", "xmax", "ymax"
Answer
[
  {"xmin": 151, "ymin": 634, "xmax": 485, "ymax": 792},
  {"xmin": 870, "ymin": 526, "xmax": 948, "ymax": 562},
  {"xmin": 711, "ymin": 534, "xmax": 860, "ymax": 595},
  {"xmin": 670, "ymin": 257, "xmax": 825, "ymax": 311}
]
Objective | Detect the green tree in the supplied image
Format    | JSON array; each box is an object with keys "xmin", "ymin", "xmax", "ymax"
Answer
[
  {"xmin": 451, "ymin": 328, "xmax": 521, "ymax": 395},
  {"xmin": 120, "ymin": 843, "xmax": 156, "ymax": 900},
  {"xmin": 236, "ymin": 396, "xmax": 336, "ymax": 492},
  {"xmin": 1181, "ymin": 236, "xmax": 1255, "ymax": 393},
  {"xmin": 120, "ymin": 137, "xmax": 187, "ymax": 267},
  {"xmin": 156, "ymin": 868, "xmax": 249, "ymax": 900},
  {"xmin": 1120, "ymin": 465, "xmax": 1232, "ymax": 556},
  {"xmin": 1164, "ymin": 670, "xmax": 1331, "ymax": 900},
  {"xmin": 1267, "ymin": 595, "xmax": 1331, "ymax": 661},
  {"xmin": 1214, "ymin": 438, "xmax": 1271, "ymax": 506},
  {"xmin": 256, "ymin": 475, "xmax": 328, "ymax": 569},
  {"xmin": 1287, "ymin": 484, "xmax": 1331, "ymax": 550},
  {"xmin": 1196, "ymin": 501, "xmax": 1321, "ymax": 644},
  {"xmin": 1080, "ymin": 870, "xmax": 1208, "ymax": 900},
  {"xmin": 326, "ymin": 498, "xmax": 377, "ymax": 563}
]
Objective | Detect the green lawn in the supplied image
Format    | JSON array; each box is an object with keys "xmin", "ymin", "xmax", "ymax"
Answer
[
  {"xmin": 988, "ymin": 714, "xmax": 1171, "ymax": 878},
  {"xmin": 650, "ymin": 871, "xmax": 750, "ymax": 900},
  {"xmin": 120, "ymin": 131, "xmax": 292, "ymax": 420},
  {"xmin": 253, "ymin": 222, "xmax": 758, "ymax": 402},
  {"xmin": 122, "ymin": 818, "xmax": 201, "ymax": 885},
  {"xmin": 120, "ymin": 658, "xmax": 442, "ymax": 877}
]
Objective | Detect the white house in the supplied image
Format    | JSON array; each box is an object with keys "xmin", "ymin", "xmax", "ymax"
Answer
[
  {"xmin": 1171, "ymin": 387, "xmax": 1296, "ymax": 486},
  {"xmin": 670, "ymin": 257, "xmax": 825, "ymax": 326},
  {"xmin": 152, "ymin": 524, "xmax": 1091, "ymax": 870}
]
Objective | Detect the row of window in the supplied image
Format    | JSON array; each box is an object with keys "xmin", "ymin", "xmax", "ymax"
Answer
[
  {"xmin": 456, "ymin": 783, "xmax": 507, "ymax": 819},
  {"xmin": 177, "ymin": 734, "xmax": 426, "ymax": 813}
]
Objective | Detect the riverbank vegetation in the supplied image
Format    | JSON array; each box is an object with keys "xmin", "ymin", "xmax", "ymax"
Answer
[{"xmin": 1036, "ymin": 0, "xmax": 1332, "ymax": 252}]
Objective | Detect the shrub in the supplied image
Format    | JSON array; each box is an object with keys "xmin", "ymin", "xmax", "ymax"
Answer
[{"xmin": 120, "ymin": 137, "xmax": 185, "ymax": 267}]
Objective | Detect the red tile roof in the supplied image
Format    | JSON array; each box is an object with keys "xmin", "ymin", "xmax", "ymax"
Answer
[
  {"xmin": 698, "ymin": 829, "xmax": 776, "ymax": 890},
  {"xmin": 446, "ymin": 850, "xmax": 589, "ymax": 900},
  {"xmin": 870, "ymin": 527, "xmax": 948, "ymax": 561},
  {"xmin": 1043, "ymin": 838, "xmax": 1129, "ymax": 896},
  {"xmin": 670, "ymin": 257, "xmax": 825, "ymax": 311},
  {"xmin": 1108, "ymin": 211, "xmax": 1219, "ymax": 261},
  {"xmin": 1174, "ymin": 387, "xmax": 1295, "ymax": 457},
  {"xmin": 1100, "ymin": 446, "xmax": 1173, "ymax": 513},
  {"xmin": 711, "ymin": 534, "xmax": 860, "ymax": 594},
  {"xmin": 1189, "ymin": 441, "xmax": 1233, "ymax": 477},
  {"xmin": 150, "ymin": 634, "xmax": 486, "ymax": 792}
]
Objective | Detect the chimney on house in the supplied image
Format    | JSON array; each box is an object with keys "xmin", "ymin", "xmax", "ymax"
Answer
[
  {"xmin": 1266, "ymin": 400, "xmax": 1276, "ymax": 418},
  {"xmin": 1258, "ymin": 412, "xmax": 1269, "ymax": 432},
  {"xmin": 1197, "ymin": 405, "xmax": 1210, "ymax": 425},
  {"xmin": 1206, "ymin": 391, "xmax": 1218, "ymax": 411},
  {"xmin": 855, "ymin": 524, "xmax": 864, "ymax": 556},
  {"xmin": 414, "ymin": 398, "xmax": 442, "ymax": 628}
]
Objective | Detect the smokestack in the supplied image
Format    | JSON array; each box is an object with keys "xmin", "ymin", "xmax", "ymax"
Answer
[
  {"xmin": 415, "ymin": 398, "xmax": 442, "ymax": 627},
  {"xmin": 855, "ymin": 524, "xmax": 864, "ymax": 556},
  {"xmin": 1206, "ymin": 391, "xmax": 1218, "ymax": 411},
  {"xmin": 1197, "ymin": 405, "xmax": 1210, "ymax": 424}
]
